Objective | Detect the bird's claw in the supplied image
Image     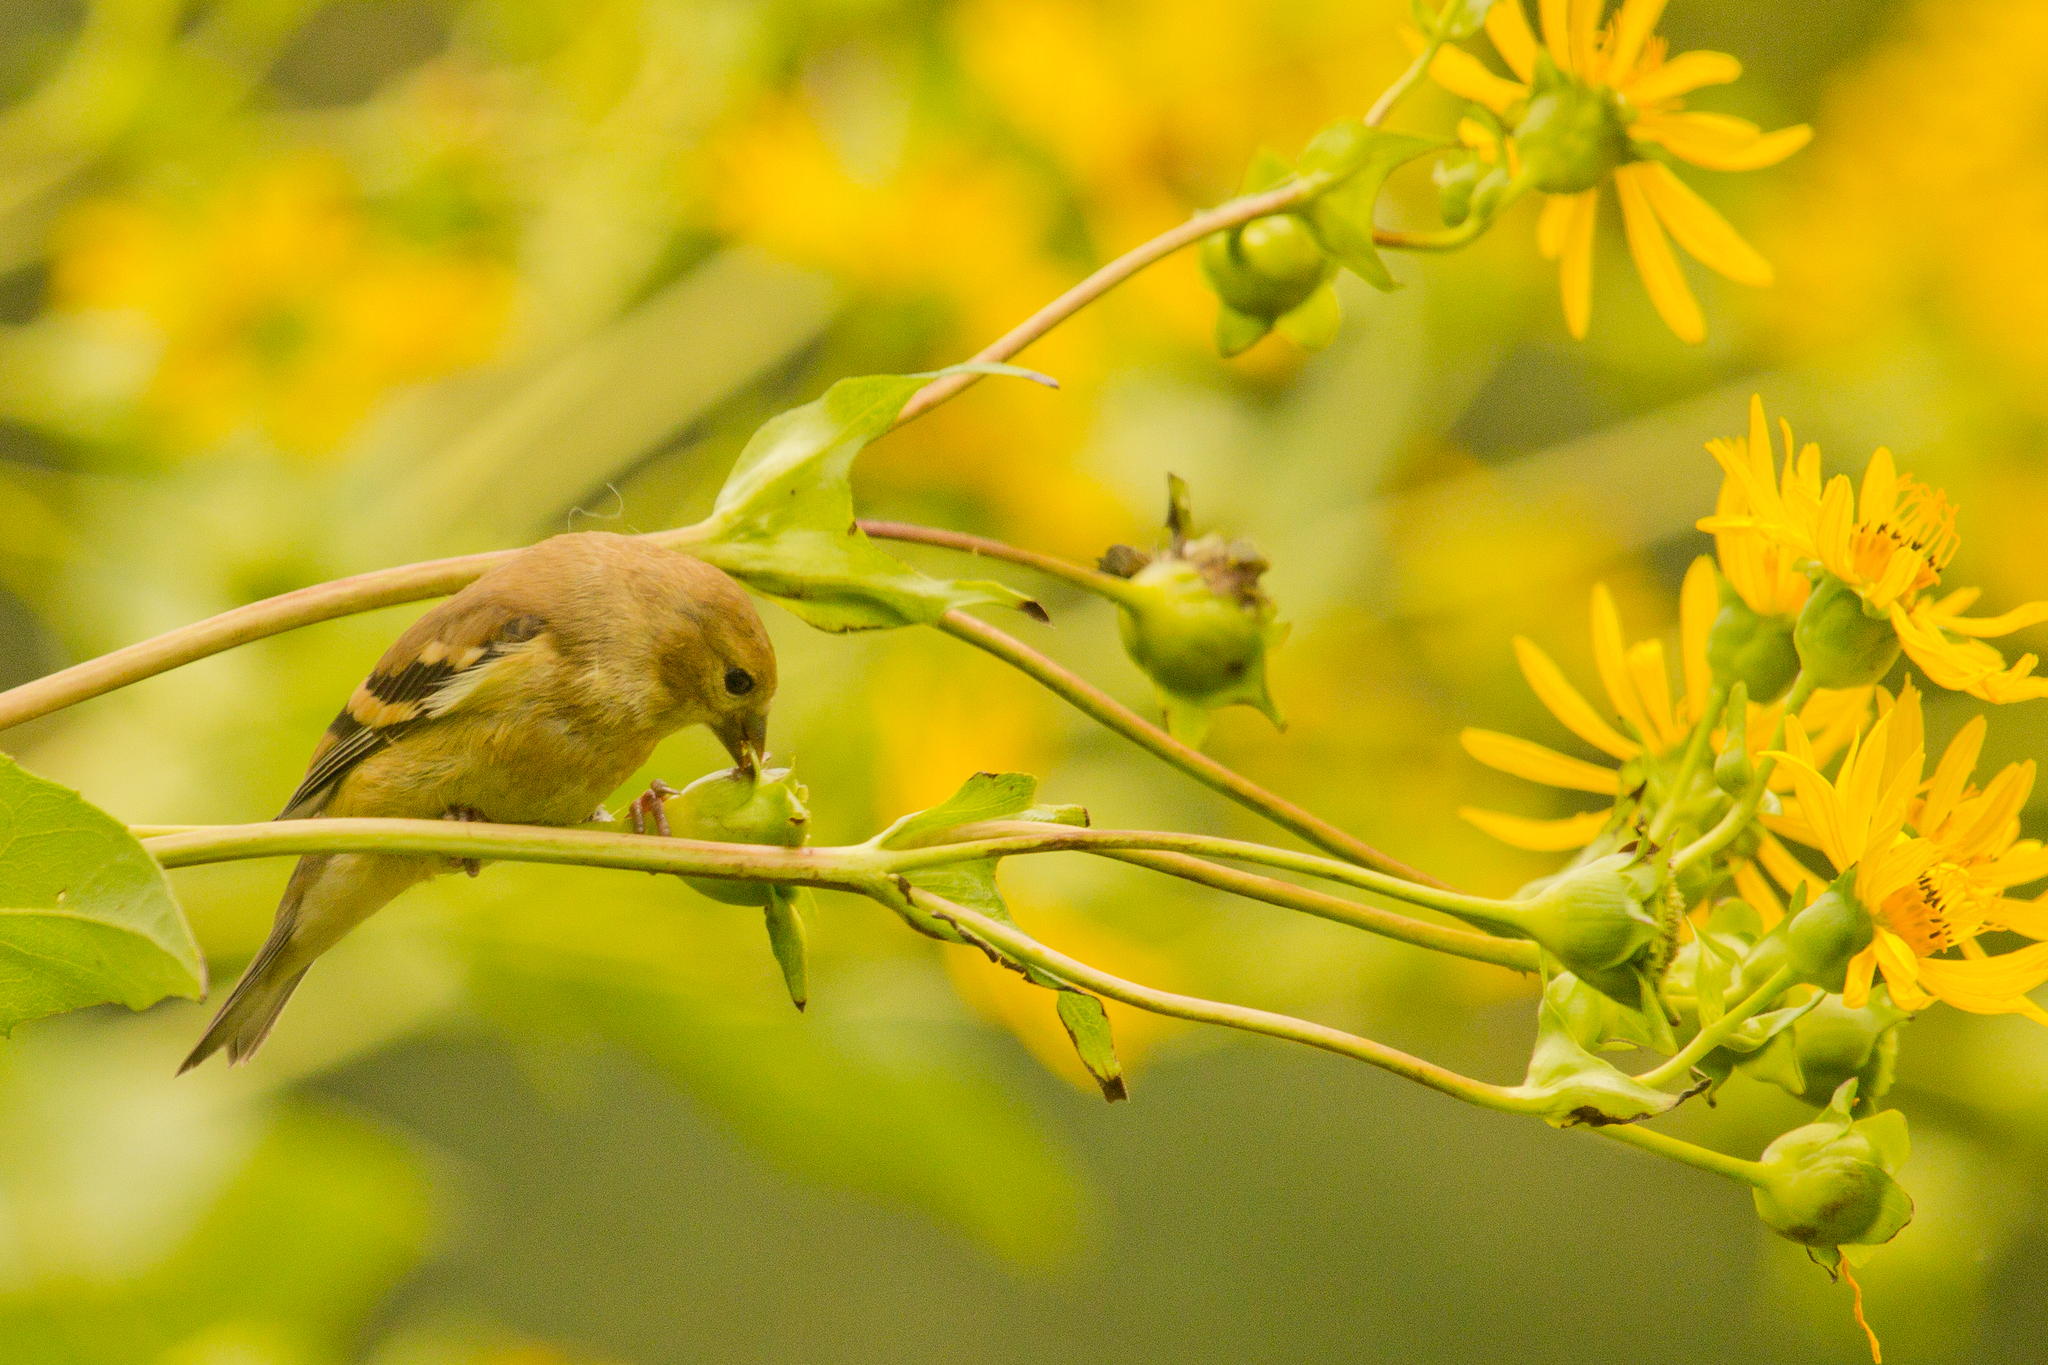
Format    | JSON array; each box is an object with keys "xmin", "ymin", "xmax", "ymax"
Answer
[
  {"xmin": 628, "ymin": 779, "xmax": 679, "ymax": 838},
  {"xmin": 442, "ymin": 805, "xmax": 488, "ymax": 877}
]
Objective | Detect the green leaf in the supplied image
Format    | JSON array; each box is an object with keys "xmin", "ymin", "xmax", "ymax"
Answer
[
  {"xmin": 1298, "ymin": 124, "xmax": 1445, "ymax": 290},
  {"xmin": 692, "ymin": 366, "xmax": 1051, "ymax": 631},
  {"xmin": 1510, "ymin": 974, "xmax": 1683, "ymax": 1128},
  {"xmin": 762, "ymin": 886, "xmax": 809, "ymax": 1011},
  {"xmin": 871, "ymin": 774, "xmax": 1123, "ymax": 1102},
  {"xmin": 1275, "ymin": 283, "xmax": 1343, "ymax": 350},
  {"xmin": 1214, "ymin": 304, "xmax": 1273, "ymax": 357},
  {"xmin": 1055, "ymin": 988, "xmax": 1127, "ymax": 1103},
  {"xmin": 0, "ymin": 752, "xmax": 204, "ymax": 1033}
]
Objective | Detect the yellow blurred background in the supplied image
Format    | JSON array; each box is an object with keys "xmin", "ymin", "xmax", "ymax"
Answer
[{"xmin": 5, "ymin": 0, "xmax": 2048, "ymax": 1361}]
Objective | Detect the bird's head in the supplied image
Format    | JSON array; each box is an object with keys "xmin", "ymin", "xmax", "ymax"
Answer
[{"xmin": 655, "ymin": 557, "xmax": 778, "ymax": 771}]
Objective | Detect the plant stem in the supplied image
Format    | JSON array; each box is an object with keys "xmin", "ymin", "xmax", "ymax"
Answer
[
  {"xmin": 1366, "ymin": 36, "xmax": 1443, "ymax": 127},
  {"xmin": 896, "ymin": 883, "xmax": 1538, "ymax": 1113},
  {"xmin": 1104, "ymin": 847, "xmax": 1537, "ymax": 970},
  {"xmin": 1646, "ymin": 682, "xmax": 1726, "ymax": 846},
  {"xmin": 892, "ymin": 821, "xmax": 1522, "ymax": 926},
  {"xmin": 937, "ymin": 609, "xmax": 1453, "ymax": 888},
  {"xmin": 891, "ymin": 177, "xmax": 1326, "ymax": 427},
  {"xmin": 143, "ymin": 817, "xmax": 886, "ymax": 891},
  {"xmin": 1635, "ymin": 965, "xmax": 1798, "ymax": 1090},
  {"xmin": 1674, "ymin": 673, "xmax": 1812, "ymax": 873},
  {"xmin": 1592, "ymin": 1122, "xmax": 1769, "ymax": 1187},
  {"xmin": 858, "ymin": 520, "xmax": 1137, "ymax": 603}
]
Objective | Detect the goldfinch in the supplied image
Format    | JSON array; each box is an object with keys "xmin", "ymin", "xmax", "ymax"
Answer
[{"xmin": 181, "ymin": 531, "xmax": 777, "ymax": 1072}]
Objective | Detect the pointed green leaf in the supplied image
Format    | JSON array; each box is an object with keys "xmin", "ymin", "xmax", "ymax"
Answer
[
  {"xmin": 1511, "ymin": 974, "xmax": 1682, "ymax": 1128},
  {"xmin": 1214, "ymin": 305, "xmax": 1273, "ymax": 358},
  {"xmin": 693, "ymin": 366, "xmax": 1050, "ymax": 631},
  {"xmin": 1299, "ymin": 127, "xmax": 1445, "ymax": 290},
  {"xmin": 1275, "ymin": 283, "xmax": 1343, "ymax": 350},
  {"xmin": 763, "ymin": 887, "xmax": 810, "ymax": 1011},
  {"xmin": 1239, "ymin": 148, "xmax": 1293, "ymax": 194},
  {"xmin": 870, "ymin": 771, "xmax": 1047, "ymax": 850},
  {"xmin": 0, "ymin": 752, "xmax": 205, "ymax": 1033},
  {"xmin": 1054, "ymin": 988, "xmax": 1126, "ymax": 1103}
]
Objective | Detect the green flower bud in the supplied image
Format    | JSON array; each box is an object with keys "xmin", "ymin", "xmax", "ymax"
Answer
[
  {"xmin": 1512, "ymin": 57, "xmax": 1630, "ymax": 195},
  {"xmin": 1713, "ymin": 683, "xmax": 1755, "ymax": 795},
  {"xmin": 1764, "ymin": 992, "xmax": 1908, "ymax": 1109},
  {"xmin": 1708, "ymin": 584, "xmax": 1800, "ymax": 702},
  {"xmin": 667, "ymin": 765, "xmax": 811, "ymax": 906},
  {"xmin": 1516, "ymin": 852, "xmax": 1663, "ymax": 977},
  {"xmin": 1200, "ymin": 215, "xmax": 1333, "ymax": 321},
  {"xmin": 1752, "ymin": 1083, "xmax": 1912, "ymax": 1249},
  {"xmin": 1784, "ymin": 880, "xmax": 1875, "ymax": 993},
  {"xmin": 1433, "ymin": 153, "xmax": 1483, "ymax": 228},
  {"xmin": 1794, "ymin": 574, "xmax": 1901, "ymax": 690},
  {"xmin": 1101, "ymin": 477, "xmax": 1285, "ymax": 744}
]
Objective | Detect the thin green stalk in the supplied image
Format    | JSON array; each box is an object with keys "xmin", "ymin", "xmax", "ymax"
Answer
[
  {"xmin": 857, "ymin": 521, "xmax": 1138, "ymax": 604},
  {"xmin": 893, "ymin": 820, "xmax": 1528, "ymax": 928},
  {"xmin": 1103, "ymin": 847, "xmax": 1537, "ymax": 970},
  {"xmin": 1365, "ymin": 35, "xmax": 1442, "ymax": 127},
  {"xmin": 1635, "ymin": 965, "xmax": 1798, "ymax": 1090},
  {"xmin": 896, "ymin": 883, "xmax": 1541, "ymax": 1114},
  {"xmin": 143, "ymin": 817, "xmax": 886, "ymax": 891},
  {"xmin": 1646, "ymin": 682, "xmax": 1727, "ymax": 845},
  {"xmin": 1592, "ymin": 1122, "xmax": 1770, "ymax": 1187},
  {"xmin": 937, "ymin": 610, "xmax": 1452, "ymax": 888},
  {"xmin": 1675, "ymin": 672, "xmax": 1812, "ymax": 873}
]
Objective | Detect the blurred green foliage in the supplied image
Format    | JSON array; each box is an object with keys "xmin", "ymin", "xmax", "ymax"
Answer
[{"xmin": 7, "ymin": 0, "xmax": 2048, "ymax": 1360}]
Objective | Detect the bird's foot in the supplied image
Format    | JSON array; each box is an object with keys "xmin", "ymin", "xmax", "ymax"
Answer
[
  {"xmin": 442, "ymin": 805, "xmax": 488, "ymax": 877},
  {"xmin": 627, "ymin": 779, "xmax": 679, "ymax": 838}
]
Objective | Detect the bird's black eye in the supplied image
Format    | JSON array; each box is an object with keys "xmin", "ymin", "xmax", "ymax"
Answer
[{"xmin": 723, "ymin": 666, "xmax": 756, "ymax": 696}]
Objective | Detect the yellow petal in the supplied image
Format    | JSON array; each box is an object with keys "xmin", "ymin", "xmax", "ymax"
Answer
[
  {"xmin": 1536, "ymin": 192, "xmax": 1576, "ymax": 259},
  {"xmin": 1605, "ymin": 0, "xmax": 1669, "ymax": 80},
  {"xmin": 1512, "ymin": 635, "xmax": 1642, "ymax": 759},
  {"xmin": 1622, "ymin": 48, "xmax": 1740, "ymax": 104},
  {"xmin": 1540, "ymin": 0, "xmax": 1572, "ymax": 66},
  {"xmin": 1460, "ymin": 806, "xmax": 1612, "ymax": 851},
  {"xmin": 1627, "ymin": 638, "xmax": 1679, "ymax": 747},
  {"xmin": 1733, "ymin": 859, "xmax": 1784, "ymax": 926},
  {"xmin": 1680, "ymin": 555, "xmax": 1715, "ymax": 719},
  {"xmin": 1429, "ymin": 42, "xmax": 1527, "ymax": 113},
  {"xmin": 1555, "ymin": 190, "xmax": 1598, "ymax": 339},
  {"xmin": 1631, "ymin": 112, "xmax": 1813, "ymax": 171},
  {"xmin": 1633, "ymin": 161, "xmax": 1772, "ymax": 286},
  {"xmin": 1461, "ymin": 727, "xmax": 1622, "ymax": 793},
  {"xmin": 1840, "ymin": 947, "xmax": 1877, "ymax": 1009},
  {"xmin": 1589, "ymin": 583, "xmax": 1658, "ymax": 742},
  {"xmin": 1938, "ymin": 599, "xmax": 2048, "ymax": 639},
  {"xmin": 1921, "ymin": 714, "xmax": 1986, "ymax": 834},
  {"xmin": 1566, "ymin": 0, "xmax": 1599, "ymax": 78},
  {"xmin": 1485, "ymin": 0, "xmax": 1539, "ymax": 81},
  {"xmin": 1916, "ymin": 943, "xmax": 2048, "ymax": 1011},
  {"xmin": 1616, "ymin": 164, "xmax": 1704, "ymax": 343}
]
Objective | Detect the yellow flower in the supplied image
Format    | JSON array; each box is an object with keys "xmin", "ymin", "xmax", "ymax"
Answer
[
  {"xmin": 1700, "ymin": 396, "xmax": 2048, "ymax": 702},
  {"xmin": 1429, "ymin": 0, "xmax": 1809, "ymax": 342},
  {"xmin": 1461, "ymin": 563, "xmax": 1865, "ymax": 854},
  {"xmin": 51, "ymin": 154, "xmax": 514, "ymax": 457},
  {"xmin": 1705, "ymin": 395, "xmax": 1810, "ymax": 617},
  {"xmin": 1770, "ymin": 684, "xmax": 2048, "ymax": 1022}
]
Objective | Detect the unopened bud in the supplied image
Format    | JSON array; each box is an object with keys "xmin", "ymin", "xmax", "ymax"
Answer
[
  {"xmin": 1513, "ymin": 57, "xmax": 1629, "ymax": 195},
  {"xmin": 667, "ymin": 765, "xmax": 811, "ymax": 906},
  {"xmin": 1794, "ymin": 575, "xmax": 1902, "ymax": 690}
]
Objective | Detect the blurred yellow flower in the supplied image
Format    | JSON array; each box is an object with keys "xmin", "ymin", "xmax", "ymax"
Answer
[
  {"xmin": 51, "ymin": 154, "xmax": 515, "ymax": 457},
  {"xmin": 1430, "ymin": 0, "xmax": 1807, "ymax": 341},
  {"xmin": 1771, "ymin": 685, "xmax": 2048, "ymax": 1022},
  {"xmin": 1700, "ymin": 397, "xmax": 2048, "ymax": 702}
]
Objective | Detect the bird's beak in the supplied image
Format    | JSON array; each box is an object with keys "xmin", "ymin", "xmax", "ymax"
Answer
[{"xmin": 714, "ymin": 710, "xmax": 769, "ymax": 773}]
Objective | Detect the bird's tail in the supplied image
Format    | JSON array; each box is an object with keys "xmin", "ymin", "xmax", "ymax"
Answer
[{"xmin": 179, "ymin": 867, "xmax": 315, "ymax": 1074}]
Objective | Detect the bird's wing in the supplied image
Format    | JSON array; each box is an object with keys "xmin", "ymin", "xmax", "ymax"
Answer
[{"xmin": 278, "ymin": 602, "xmax": 548, "ymax": 819}]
